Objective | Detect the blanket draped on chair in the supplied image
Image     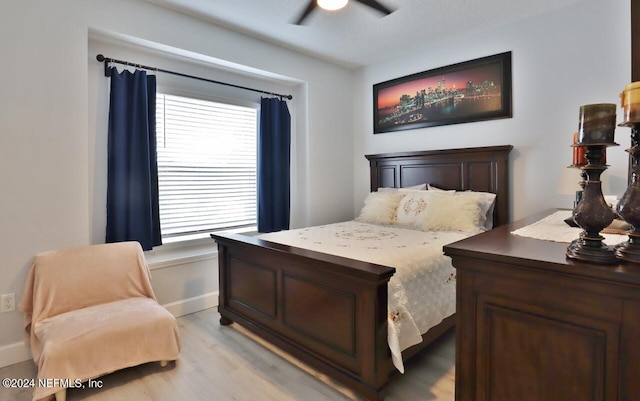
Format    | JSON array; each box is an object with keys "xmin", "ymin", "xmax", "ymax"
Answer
[{"xmin": 19, "ymin": 242, "xmax": 181, "ymax": 401}]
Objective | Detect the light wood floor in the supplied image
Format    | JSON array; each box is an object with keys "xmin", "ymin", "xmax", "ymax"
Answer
[{"xmin": 0, "ymin": 307, "xmax": 455, "ymax": 401}]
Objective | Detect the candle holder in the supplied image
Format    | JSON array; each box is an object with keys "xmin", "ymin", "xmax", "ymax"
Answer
[
  {"xmin": 563, "ymin": 166, "xmax": 586, "ymax": 228},
  {"xmin": 615, "ymin": 123, "xmax": 640, "ymax": 262},
  {"xmin": 566, "ymin": 144, "xmax": 618, "ymax": 264}
]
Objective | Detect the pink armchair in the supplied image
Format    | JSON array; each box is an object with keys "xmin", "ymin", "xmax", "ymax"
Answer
[{"xmin": 19, "ymin": 241, "xmax": 181, "ymax": 401}]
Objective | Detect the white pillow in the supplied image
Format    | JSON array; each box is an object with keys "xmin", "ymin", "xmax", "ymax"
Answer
[
  {"xmin": 422, "ymin": 192, "xmax": 483, "ymax": 232},
  {"xmin": 428, "ymin": 184, "xmax": 496, "ymax": 229},
  {"xmin": 355, "ymin": 191, "xmax": 405, "ymax": 225},
  {"xmin": 378, "ymin": 183, "xmax": 427, "ymax": 192},
  {"xmin": 457, "ymin": 191, "xmax": 497, "ymax": 229},
  {"xmin": 404, "ymin": 183, "xmax": 427, "ymax": 190},
  {"xmin": 427, "ymin": 183, "xmax": 455, "ymax": 194},
  {"xmin": 396, "ymin": 191, "xmax": 432, "ymax": 227}
]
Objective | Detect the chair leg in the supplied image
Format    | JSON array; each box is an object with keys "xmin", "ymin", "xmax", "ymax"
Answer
[
  {"xmin": 160, "ymin": 360, "xmax": 168, "ymax": 367},
  {"xmin": 55, "ymin": 389, "xmax": 67, "ymax": 401}
]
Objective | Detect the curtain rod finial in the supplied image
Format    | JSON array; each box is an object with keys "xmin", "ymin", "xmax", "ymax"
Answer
[{"xmin": 97, "ymin": 54, "xmax": 111, "ymax": 77}]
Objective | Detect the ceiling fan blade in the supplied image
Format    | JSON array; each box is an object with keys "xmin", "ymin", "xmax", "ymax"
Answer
[
  {"xmin": 293, "ymin": 0, "xmax": 317, "ymax": 25},
  {"xmin": 354, "ymin": 0, "xmax": 395, "ymax": 15}
]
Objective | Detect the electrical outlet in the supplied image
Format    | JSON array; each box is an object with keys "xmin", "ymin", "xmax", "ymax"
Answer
[{"xmin": 1, "ymin": 293, "xmax": 15, "ymax": 313}]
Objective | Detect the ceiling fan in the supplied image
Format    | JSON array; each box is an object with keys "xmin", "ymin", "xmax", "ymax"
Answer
[{"xmin": 293, "ymin": 0, "xmax": 395, "ymax": 25}]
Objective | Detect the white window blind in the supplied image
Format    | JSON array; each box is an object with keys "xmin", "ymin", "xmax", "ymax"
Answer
[{"xmin": 156, "ymin": 93, "xmax": 258, "ymax": 239}]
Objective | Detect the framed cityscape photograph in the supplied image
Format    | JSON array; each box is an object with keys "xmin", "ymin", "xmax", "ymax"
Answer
[{"xmin": 373, "ymin": 52, "xmax": 512, "ymax": 134}]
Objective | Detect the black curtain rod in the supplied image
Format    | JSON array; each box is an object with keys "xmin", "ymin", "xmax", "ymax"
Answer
[{"xmin": 96, "ymin": 54, "xmax": 293, "ymax": 100}]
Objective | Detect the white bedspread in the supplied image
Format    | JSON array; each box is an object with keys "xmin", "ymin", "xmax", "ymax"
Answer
[{"xmin": 258, "ymin": 221, "xmax": 471, "ymax": 373}]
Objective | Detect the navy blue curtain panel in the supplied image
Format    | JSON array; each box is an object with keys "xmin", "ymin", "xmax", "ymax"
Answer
[
  {"xmin": 258, "ymin": 97, "xmax": 291, "ymax": 233},
  {"xmin": 105, "ymin": 67, "xmax": 162, "ymax": 251}
]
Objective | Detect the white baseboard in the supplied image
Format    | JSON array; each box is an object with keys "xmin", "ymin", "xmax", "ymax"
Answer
[
  {"xmin": 162, "ymin": 291, "xmax": 219, "ymax": 317},
  {"xmin": 0, "ymin": 340, "xmax": 32, "ymax": 369},
  {"xmin": 0, "ymin": 292, "xmax": 219, "ymax": 369}
]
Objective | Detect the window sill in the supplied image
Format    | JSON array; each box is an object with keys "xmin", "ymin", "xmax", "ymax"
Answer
[{"xmin": 144, "ymin": 228, "xmax": 257, "ymax": 270}]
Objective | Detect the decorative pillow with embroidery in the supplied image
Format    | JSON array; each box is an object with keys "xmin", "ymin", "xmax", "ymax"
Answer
[
  {"xmin": 422, "ymin": 192, "xmax": 483, "ymax": 232},
  {"xmin": 396, "ymin": 191, "xmax": 433, "ymax": 227},
  {"xmin": 355, "ymin": 191, "xmax": 405, "ymax": 225}
]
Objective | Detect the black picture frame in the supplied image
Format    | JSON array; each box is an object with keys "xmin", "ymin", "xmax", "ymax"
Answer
[{"xmin": 373, "ymin": 51, "xmax": 512, "ymax": 134}]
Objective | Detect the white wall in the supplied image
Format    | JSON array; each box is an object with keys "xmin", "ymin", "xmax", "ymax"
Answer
[
  {"xmin": 0, "ymin": 0, "xmax": 354, "ymax": 367},
  {"xmin": 353, "ymin": 0, "xmax": 631, "ymax": 222},
  {"xmin": 0, "ymin": 0, "xmax": 632, "ymax": 369}
]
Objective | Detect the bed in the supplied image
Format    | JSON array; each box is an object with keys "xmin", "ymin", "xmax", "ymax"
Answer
[{"xmin": 211, "ymin": 145, "xmax": 512, "ymax": 401}]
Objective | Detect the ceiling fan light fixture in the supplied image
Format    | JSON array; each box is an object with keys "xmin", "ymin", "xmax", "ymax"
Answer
[{"xmin": 317, "ymin": 0, "xmax": 348, "ymax": 11}]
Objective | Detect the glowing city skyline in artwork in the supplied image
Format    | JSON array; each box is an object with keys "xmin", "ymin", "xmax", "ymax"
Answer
[{"xmin": 376, "ymin": 63, "xmax": 503, "ymax": 109}]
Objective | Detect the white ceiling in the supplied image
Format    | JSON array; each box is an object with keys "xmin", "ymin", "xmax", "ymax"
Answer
[{"xmin": 145, "ymin": 0, "xmax": 582, "ymax": 68}]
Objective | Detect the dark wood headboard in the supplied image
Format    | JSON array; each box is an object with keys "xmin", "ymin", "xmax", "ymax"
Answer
[{"xmin": 365, "ymin": 145, "xmax": 513, "ymax": 227}]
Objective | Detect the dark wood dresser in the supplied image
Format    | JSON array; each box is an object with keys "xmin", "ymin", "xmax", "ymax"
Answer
[{"xmin": 443, "ymin": 209, "xmax": 640, "ymax": 401}]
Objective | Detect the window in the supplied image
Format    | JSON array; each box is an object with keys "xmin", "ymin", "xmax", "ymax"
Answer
[{"xmin": 156, "ymin": 93, "xmax": 258, "ymax": 240}]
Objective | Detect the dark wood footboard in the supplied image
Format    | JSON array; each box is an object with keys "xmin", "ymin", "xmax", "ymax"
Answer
[{"xmin": 212, "ymin": 232, "xmax": 395, "ymax": 400}]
